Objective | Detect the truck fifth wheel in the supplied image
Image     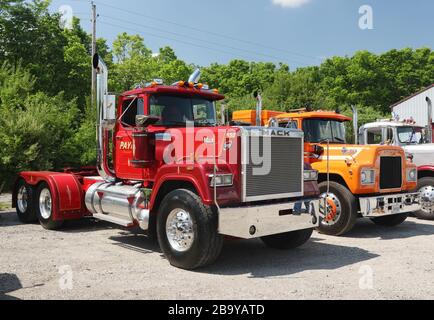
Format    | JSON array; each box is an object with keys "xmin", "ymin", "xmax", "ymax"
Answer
[
  {"xmin": 12, "ymin": 55, "xmax": 322, "ymax": 270},
  {"xmin": 233, "ymin": 108, "xmax": 421, "ymax": 236}
]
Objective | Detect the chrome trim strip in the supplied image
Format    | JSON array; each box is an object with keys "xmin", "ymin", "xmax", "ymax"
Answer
[
  {"xmin": 218, "ymin": 198, "xmax": 320, "ymax": 239},
  {"xmin": 359, "ymin": 192, "xmax": 421, "ymax": 217},
  {"xmin": 155, "ymin": 133, "xmax": 172, "ymax": 142}
]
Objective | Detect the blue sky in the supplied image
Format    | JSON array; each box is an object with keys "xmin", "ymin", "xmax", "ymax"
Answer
[{"xmin": 49, "ymin": 0, "xmax": 434, "ymax": 69}]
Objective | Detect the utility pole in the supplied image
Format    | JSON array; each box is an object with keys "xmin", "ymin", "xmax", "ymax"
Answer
[{"xmin": 91, "ymin": 2, "xmax": 97, "ymax": 106}]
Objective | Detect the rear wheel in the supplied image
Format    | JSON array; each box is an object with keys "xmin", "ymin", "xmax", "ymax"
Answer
[
  {"xmin": 415, "ymin": 177, "xmax": 434, "ymax": 220},
  {"xmin": 157, "ymin": 189, "xmax": 223, "ymax": 270},
  {"xmin": 371, "ymin": 213, "xmax": 408, "ymax": 227},
  {"xmin": 261, "ymin": 228, "xmax": 313, "ymax": 250},
  {"xmin": 15, "ymin": 180, "xmax": 37, "ymax": 223},
  {"xmin": 317, "ymin": 181, "xmax": 358, "ymax": 236},
  {"xmin": 35, "ymin": 183, "xmax": 63, "ymax": 230}
]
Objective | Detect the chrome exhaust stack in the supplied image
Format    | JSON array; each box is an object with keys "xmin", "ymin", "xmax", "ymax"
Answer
[
  {"xmin": 93, "ymin": 54, "xmax": 116, "ymax": 181},
  {"xmin": 427, "ymin": 97, "xmax": 433, "ymax": 143},
  {"xmin": 188, "ymin": 68, "xmax": 201, "ymax": 84},
  {"xmin": 254, "ymin": 92, "xmax": 263, "ymax": 127},
  {"xmin": 351, "ymin": 105, "xmax": 359, "ymax": 145}
]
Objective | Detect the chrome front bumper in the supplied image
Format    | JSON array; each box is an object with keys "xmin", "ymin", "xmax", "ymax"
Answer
[
  {"xmin": 359, "ymin": 192, "xmax": 421, "ymax": 218},
  {"xmin": 218, "ymin": 198, "xmax": 320, "ymax": 239}
]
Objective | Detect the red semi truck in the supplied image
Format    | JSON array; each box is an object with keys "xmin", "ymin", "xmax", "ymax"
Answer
[{"xmin": 12, "ymin": 55, "xmax": 322, "ymax": 270}]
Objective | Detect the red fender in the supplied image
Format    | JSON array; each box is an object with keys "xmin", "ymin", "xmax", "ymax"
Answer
[
  {"xmin": 418, "ymin": 165, "xmax": 434, "ymax": 172},
  {"xmin": 14, "ymin": 172, "xmax": 85, "ymax": 221}
]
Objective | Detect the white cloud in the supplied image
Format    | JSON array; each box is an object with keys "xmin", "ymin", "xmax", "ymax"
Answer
[{"xmin": 272, "ymin": 0, "xmax": 310, "ymax": 8}]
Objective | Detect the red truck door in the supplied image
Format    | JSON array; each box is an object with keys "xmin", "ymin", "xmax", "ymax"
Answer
[{"xmin": 115, "ymin": 96, "xmax": 145, "ymax": 180}]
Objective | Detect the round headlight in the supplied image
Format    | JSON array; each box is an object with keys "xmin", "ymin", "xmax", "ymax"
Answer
[{"xmin": 361, "ymin": 171, "xmax": 367, "ymax": 183}]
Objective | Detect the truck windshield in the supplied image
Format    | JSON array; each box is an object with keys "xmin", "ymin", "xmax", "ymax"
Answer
[
  {"xmin": 303, "ymin": 119, "xmax": 347, "ymax": 144},
  {"xmin": 397, "ymin": 126, "xmax": 424, "ymax": 145},
  {"xmin": 149, "ymin": 94, "xmax": 217, "ymax": 127}
]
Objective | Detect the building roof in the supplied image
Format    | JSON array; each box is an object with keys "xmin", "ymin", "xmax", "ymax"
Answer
[{"xmin": 390, "ymin": 84, "xmax": 434, "ymax": 109}]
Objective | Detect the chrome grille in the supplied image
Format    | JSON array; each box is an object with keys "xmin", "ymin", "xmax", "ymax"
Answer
[{"xmin": 242, "ymin": 128, "xmax": 304, "ymax": 202}]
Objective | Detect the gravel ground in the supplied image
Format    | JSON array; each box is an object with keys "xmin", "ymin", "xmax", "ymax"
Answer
[{"xmin": 1, "ymin": 192, "xmax": 434, "ymax": 300}]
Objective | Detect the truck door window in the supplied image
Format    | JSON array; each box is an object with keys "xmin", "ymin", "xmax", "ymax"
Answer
[
  {"xmin": 366, "ymin": 128, "xmax": 382, "ymax": 144},
  {"xmin": 120, "ymin": 98, "xmax": 144, "ymax": 127}
]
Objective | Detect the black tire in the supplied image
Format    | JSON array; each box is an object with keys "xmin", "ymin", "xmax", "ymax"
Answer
[
  {"xmin": 371, "ymin": 213, "xmax": 408, "ymax": 227},
  {"xmin": 35, "ymin": 182, "xmax": 64, "ymax": 230},
  {"xmin": 415, "ymin": 177, "xmax": 434, "ymax": 220},
  {"xmin": 317, "ymin": 181, "xmax": 358, "ymax": 236},
  {"xmin": 261, "ymin": 228, "xmax": 313, "ymax": 250},
  {"xmin": 156, "ymin": 189, "xmax": 223, "ymax": 270},
  {"xmin": 15, "ymin": 179, "xmax": 37, "ymax": 223}
]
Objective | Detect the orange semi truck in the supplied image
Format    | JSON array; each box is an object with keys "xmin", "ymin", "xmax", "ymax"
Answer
[{"xmin": 233, "ymin": 109, "xmax": 421, "ymax": 236}]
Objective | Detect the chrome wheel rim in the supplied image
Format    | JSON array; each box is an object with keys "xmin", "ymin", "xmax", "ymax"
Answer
[
  {"xmin": 320, "ymin": 192, "xmax": 342, "ymax": 226},
  {"xmin": 39, "ymin": 188, "xmax": 52, "ymax": 220},
  {"xmin": 166, "ymin": 209, "xmax": 195, "ymax": 252},
  {"xmin": 17, "ymin": 185, "xmax": 28, "ymax": 213},
  {"xmin": 419, "ymin": 185, "xmax": 434, "ymax": 214}
]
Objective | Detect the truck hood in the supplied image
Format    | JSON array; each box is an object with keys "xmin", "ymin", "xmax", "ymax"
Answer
[
  {"xmin": 317, "ymin": 144, "xmax": 406, "ymax": 165},
  {"xmin": 403, "ymin": 144, "xmax": 434, "ymax": 167}
]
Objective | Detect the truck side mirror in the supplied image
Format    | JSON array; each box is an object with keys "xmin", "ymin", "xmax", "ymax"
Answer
[
  {"xmin": 102, "ymin": 95, "xmax": 117, "ymax": 129},
  {"xmin": 136, "ymin": 115, "xmax": 160, "ymax": 128}
]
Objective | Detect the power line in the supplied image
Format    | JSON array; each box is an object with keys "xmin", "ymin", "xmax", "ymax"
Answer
[
  {"xmin": 99, "ymin": 14, "xmax": 309, "ymax": 66},
  {"xmin": 93, "ymin": 0, "xmax": 322, "ymax": 63},
  {"xmin": 99, "ymin": 21, "xmax": 261, "ymax": 62}
]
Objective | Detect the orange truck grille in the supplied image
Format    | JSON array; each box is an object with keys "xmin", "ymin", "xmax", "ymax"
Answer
[{"xmin": 380, "ymin": 156, "xmax": 403, "ymax": 190}]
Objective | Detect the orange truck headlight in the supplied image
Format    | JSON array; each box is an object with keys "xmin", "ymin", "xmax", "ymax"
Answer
[
  {"xmin": 361, "ymin": 169, "xmax": 376, "ymax": 185},
  {"xmin": 407, "ymin": 168, "xmax": 418, "ymax": 182},
  {"xmin": 304, "ymin": 170, "xmax": 318, "ymax": 181}
]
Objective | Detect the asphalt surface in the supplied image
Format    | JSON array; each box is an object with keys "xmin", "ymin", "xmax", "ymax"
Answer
[{"xmin": 1, "ymin": 193, "xmax": 434, "ymax": 300}]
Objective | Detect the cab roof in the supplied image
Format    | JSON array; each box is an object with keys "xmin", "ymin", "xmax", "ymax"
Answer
[
  {"xmin": 360, "ymin": 121, "xmax": 424, "ymax": 129},
  {"xmin": 122, "ymin": 85, "xmax": 225, "ymax": 101},
  {"xmin": 276, "ymin": 110, "xmax": 352, "ymax": 122}
]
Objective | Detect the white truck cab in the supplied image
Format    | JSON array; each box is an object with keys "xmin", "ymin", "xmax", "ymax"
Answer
[{"xmin": 359, "ymin": 119, "xmax": 434, "ymax": 220}]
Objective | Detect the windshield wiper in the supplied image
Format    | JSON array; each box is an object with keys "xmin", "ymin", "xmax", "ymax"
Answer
[
  {"xmin": 194, "ymin": 120, "xmax": 216, "ymax": 127},
  {"xmin": 333, "ymin": 137, "xmax": 345, "ymax": 143},
  {"xmin": 162, "ymin": 121, "xmax": 188, "ymax": 127}
]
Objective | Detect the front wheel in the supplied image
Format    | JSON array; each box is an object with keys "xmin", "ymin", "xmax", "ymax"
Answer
[
  {"xmin": 35, "ymin": 183, "xmax": 63, "ymax": 230},
  {"xmin": 371, "ymin": 213, "xmax": 408, "ymax": 227},
  {"xmin": 317, "ymin": 181, "xmax": 358, "ymax": 236},
  {"xmin": 157, "ymin": 189, "xmax": 223, "ymax": 270},
  {"xmin": 261, "ymin": 228, "xmax": 313, "ymax": 250},
  {"xmin": 415, "ymin": 177, "xmax": 434, "ymax": 220}
]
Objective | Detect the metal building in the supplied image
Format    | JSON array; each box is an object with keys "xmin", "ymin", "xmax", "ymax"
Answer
[{"xmin": 391, "ymin": 84, "xmax": 434, "ymax": 127}]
